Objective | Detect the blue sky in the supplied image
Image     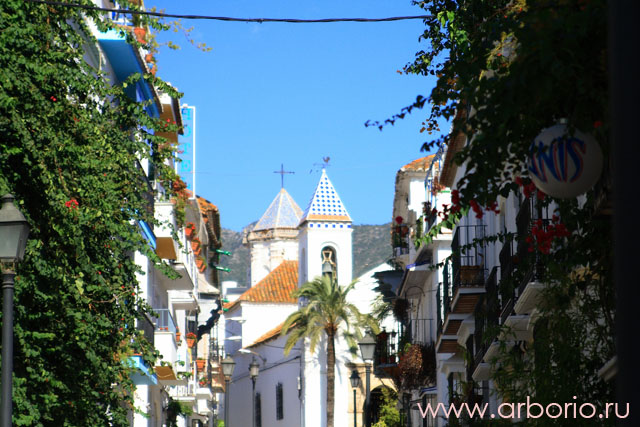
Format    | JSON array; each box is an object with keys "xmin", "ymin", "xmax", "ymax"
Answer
[{"xmin": 149, "ymin": 0, "xmax": 442, "ymax": 231}]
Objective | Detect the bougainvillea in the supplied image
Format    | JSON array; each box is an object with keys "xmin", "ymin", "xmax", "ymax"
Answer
[{"xmin": 0, "ymin": 0, "xmax": 181, "ymax": 424}]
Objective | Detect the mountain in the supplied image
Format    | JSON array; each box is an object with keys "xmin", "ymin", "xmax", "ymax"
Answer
[
  {"xmin": 216, "ymin": 223, "xmax": 392, "ymax": 286},
  {"xmin": 352, "ymin": 223, "xmax": 393, "ymax": 277}
]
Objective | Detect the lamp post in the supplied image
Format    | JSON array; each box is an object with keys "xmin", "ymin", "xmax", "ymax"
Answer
[
  {"xmin": 221, "ymin": 355, "xmax": 236, "ymax": 427},
  {"xmin": 358, "ymin": 333, "xmax": 376, "ymax": 427},
  {"xmin": 249, "ymin": 358, "xmax": 259, "ymax": 427},
  {"xmin": 0, "ymin": 194, "xmax": 30, "ymax": 427},
  {"xmin": 350, "ymin": 369, "xmax": 361, "ymax": 427}
]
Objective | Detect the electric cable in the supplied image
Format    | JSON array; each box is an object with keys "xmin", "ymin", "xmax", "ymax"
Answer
[{"xmin": 26, "ymin": 0, "xmax": 433, "ymax": 24}]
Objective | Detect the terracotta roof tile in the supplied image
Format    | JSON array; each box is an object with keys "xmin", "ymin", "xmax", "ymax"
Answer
[
  {"xmin": 226, "ymin": 260, "xmax": 298, "ymax": 311},
  {"xmin": 247, "ymin": 321, "xmax": 286, "ymax": 348},
  {"xmin": 196, "ymin": 196, "xmax": 218, "ymax": 215},
  {"xmin": 401, "ymin": 155, "xmax": 436, "ymax": 172}
]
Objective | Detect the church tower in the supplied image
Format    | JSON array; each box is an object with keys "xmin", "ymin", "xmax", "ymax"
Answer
[
  {"xmin": 244, "ymin": 188, "xmax": 302, "ymax": 286},
  {"xmin": 297, "ymin": 169, "xmax": 353, "ymax": 287}
]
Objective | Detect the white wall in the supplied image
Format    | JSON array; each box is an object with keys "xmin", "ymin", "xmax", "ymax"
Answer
[
  {"xmin": 298, "ymin": 223, "xmax": 353, "ymax": 287},
  {"xmin": 250, "ymin": 239, "xmax": 299, "ymax": 286},
  {"xmin": 228, "ymin": 334, "xmax": 303, "ymax": 427}
]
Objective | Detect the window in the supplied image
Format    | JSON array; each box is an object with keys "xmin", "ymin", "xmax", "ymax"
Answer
[
  {"xmin": 255, "ymin": 393, "xmax": 262, "ymax": 427},
  {"xmin": 276, "ymin": 382, "xmax": 283, "ymax": 420},
  {"xmin": 422, "ymin": 394, "xmax": 436, "ymax": 427}
]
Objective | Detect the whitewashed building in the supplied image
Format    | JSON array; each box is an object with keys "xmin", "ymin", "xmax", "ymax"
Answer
[{"xmin": 224, "ymin": 169, "xmax": 394, "ymax": 427}]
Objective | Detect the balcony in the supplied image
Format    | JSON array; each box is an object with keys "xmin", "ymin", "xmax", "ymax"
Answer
[
  {"xmin": 450, "ymin": 225, "xmax": 487, "ymax": 315},
  {"xmin": 137, "ymin": 312, "xmax": 155, "ymax": 347},
  {"xmin": 154, "ymin": 200, "xmax": 178, "ymax": 260},
  {"xmin": 128, "ymin": 355, "xmax": 157, "ymax": 386},
  {"xmin": 153, "ymin": 309, "xmax": 178, "ymax": 360},
  {"xmin": 94, "ymin": 17, "xmax": 160, "ymax": 118},
  {"xmin": 392, "ymin": 224, "xmax": 411, "ymax": 267},
  {"xmin": 172, "ymin": 383, "xmax": 197, "ymax": 410},
  {"xmin": 500, "ymin": 195, "xmax": 549, "ymax": 325},
  {"xmin": 169, "ymin": 290, "xmax": 199, "ymax": 311},
  {"xmin": 374, "ymin": 326, "xmax": 401, "ymax": 378},
  {"xmin": 471, "ymin": 268, "xmax": 500, "ymax": 381},
  {"xmin": 436, "ymin": 265, "xmax": 462, "ymax": 354},
  {"xmin": 156, "ymin": 232, "xmax": 197, "ymax": 292}
]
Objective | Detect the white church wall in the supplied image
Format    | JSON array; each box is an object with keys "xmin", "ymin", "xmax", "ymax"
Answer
[
  {"xmin": 240, "ymin": 303, "xmax": 298, "ymax": 349},
  {"xmin": 229, "ymin": 334, "xmax": 303, "ymax": 427}
]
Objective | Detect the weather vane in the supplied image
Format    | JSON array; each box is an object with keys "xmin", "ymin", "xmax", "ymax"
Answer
[
  {"xmin": 273, "ymin": 164, "xmax": 295, "ymax": 188},
  {"xmin": 311, "ymin": 156, "xmax": 331, "ymax": 173}
]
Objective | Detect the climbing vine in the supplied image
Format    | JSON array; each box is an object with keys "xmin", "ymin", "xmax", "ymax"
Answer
[
  {"xmin": 374, "ymin": 0, "xmax": 614, "ymax": 420},
  {"xmin": 0, "ymin": 0, "xmax": 183, "ymax": 424}
]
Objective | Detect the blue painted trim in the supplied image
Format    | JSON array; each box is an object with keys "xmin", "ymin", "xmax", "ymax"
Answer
[
  {"xmin": 96, "ymin": 29, "xmax": 160, "ymax": 117},
  {"xmin": 128, "ymin": 355, "xmax": 158, "ymax": 386},
  {"xmin": 405, "ymin": 260, "xmax": 430, "ymax": 270},
  {"xmin": 138, "ymin": 220, "xmax": 157, "ymax": 249},
  {"xmin": 420, "ymin": 386, "xmax": 437, "ymax": 394}
]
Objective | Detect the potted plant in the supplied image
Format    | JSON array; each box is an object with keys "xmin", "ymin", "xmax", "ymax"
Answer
[
  {"xmin": 184, "ymin": 222, "xmax": 196, "ymax": 239},
  {"xmin": 132, "ymin": 26, "xmax": 147, "ymax": 43},
  {"xmin": 191, "ymin": 237, "xmax": 202, "ymax": 255},
  {"xmin": 175, "ymin": 329, "xmax": 181, "ymax": 343},
  {"xmin": 196, "ymin": 358, "xmax": 206, "ymax": 371},
  {"xmin": 186, "ymin": 332, "xmax": 196, "ymax": 348}
]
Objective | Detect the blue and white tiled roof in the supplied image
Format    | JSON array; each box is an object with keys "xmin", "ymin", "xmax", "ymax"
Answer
[
  {"xmin": 253, "ymin": 188, "xmax": 303, "ymax": 231},
  {"xmin": 299, "ymin": 169, "xmax": 351, "ymax": 224}
]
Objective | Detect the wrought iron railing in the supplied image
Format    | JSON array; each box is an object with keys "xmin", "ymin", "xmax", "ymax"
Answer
[
  {"xmin": 374, "ymin": 328, "xmax": 400, "ymax": 367},
  {"xmin": 451, "ymin": 225, "xmax": 487, "ymax": 295},
  {"xmin": 442, "ymin": 260, "xmax": 452, "ymax": 318},
  {"xmin": 473, "ymin": 267, "xmax": 499, "ymax": 368}
]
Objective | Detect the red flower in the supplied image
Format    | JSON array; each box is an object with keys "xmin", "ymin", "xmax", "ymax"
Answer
[
  {"xmin": 593, "ymin": 120, "xmax": 603, "ymax": 129},
  {"xmin": 50, "ymin": 96, "xmax": 57, "ymax": 102},
  {"xmin": 451, "ymin": 190, "xmax": 460, "ymax": 205},
  {"xmin": 65, "ymin": 199, "xmax": 79, "ymax": 209}
]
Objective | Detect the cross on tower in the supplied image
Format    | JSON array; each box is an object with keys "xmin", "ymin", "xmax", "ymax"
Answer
[{"xmin": 273, "ymin": 164, "xmax": 295, "ymax": 188}]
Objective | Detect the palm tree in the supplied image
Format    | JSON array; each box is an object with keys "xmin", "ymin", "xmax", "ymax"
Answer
[{"xmin": 282, "ymin": 275, "xmax": 378, "ymax": 427}]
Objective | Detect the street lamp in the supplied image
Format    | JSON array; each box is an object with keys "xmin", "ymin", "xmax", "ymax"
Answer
[
  {"xmin": 358, "ymin": 333, "xmax": 376, "ymax": 427},
  {"xmin": 350, "ymin": 370, "xmax": 361, "ymax": 427},
  {"xmin": 221, "ymin": 355, "xmax": 236, "ymax": 427},
  {"xmin": 249, "ymin": 358, "xmax": 259, "ymax": 427},
  {"xmin": 0, "ymin": 194, "xmax": 30, "ymax": 427}
]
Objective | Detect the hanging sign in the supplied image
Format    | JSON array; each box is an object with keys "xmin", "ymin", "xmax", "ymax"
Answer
[{"xmin": 527, "ymin": 124, "xmax": 603, "ymax": 198}]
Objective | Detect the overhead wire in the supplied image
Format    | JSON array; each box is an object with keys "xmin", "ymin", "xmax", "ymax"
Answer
[{"xmin": 26, "ymin": 0, "xmax": 433, "ymax": 24}]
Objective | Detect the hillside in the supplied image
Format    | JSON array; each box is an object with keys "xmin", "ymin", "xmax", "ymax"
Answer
[{"xmin": 216, "ymin": 223, "xmax": 392, "ymax": 286}]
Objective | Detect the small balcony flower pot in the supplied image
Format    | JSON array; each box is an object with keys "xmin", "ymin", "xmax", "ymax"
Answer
[
  {"xmin": 196, "ymin": 359, "xmax": 206, "ymax": 370},
  {"xmin": 133, "ymin": 26, "xmax": 146, "ymax": 43},
  {"xmin": 185, "ymin": 222, "xmax": 196, "ymax": 239},
  {"xmin": 186, "ymin": 333, "xmax": 197, "ymax": 348}
]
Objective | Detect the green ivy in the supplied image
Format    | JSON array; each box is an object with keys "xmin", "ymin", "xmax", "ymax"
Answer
[{"xmin": 0, "ymin": 0, "xmax": 181, "ymax": 425}]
